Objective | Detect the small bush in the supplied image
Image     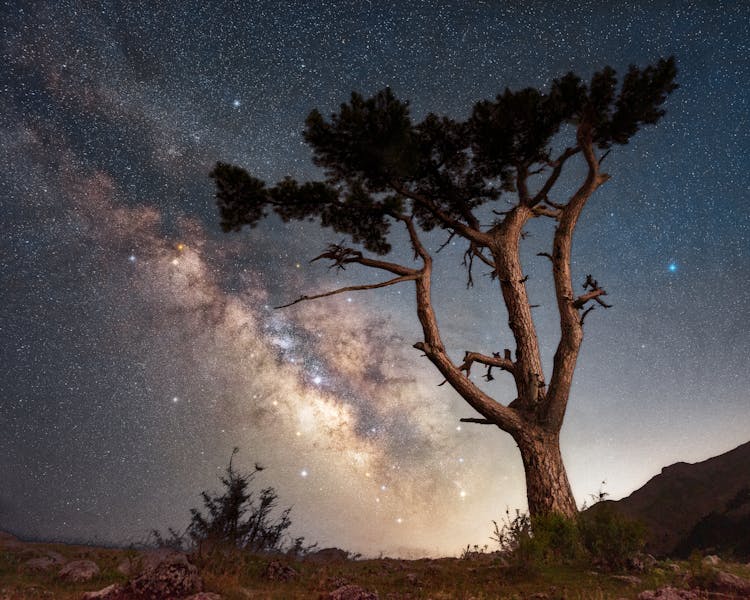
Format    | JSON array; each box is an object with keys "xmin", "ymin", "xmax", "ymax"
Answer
[
  {"xmin": 152, "ymin": 448, "xmax": 314, "ymax": 557},
  {"xmin": 578, "ymin": 503, "xmax": 645, "ymax": 570},
  {"xmin": 492, "ymin": 504, "xmax": 645, "ymax": 572},
  {"xmin": 492, "ymin": 509, "xmax": 582, "ymax": 572}
]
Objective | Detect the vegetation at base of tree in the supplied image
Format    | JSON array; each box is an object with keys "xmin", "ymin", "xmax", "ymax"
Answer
[
  {"xmin": 151, "ymin": 448, "xmax": 313, "ymax": 556},
  {"xmin": 211, "ymin": 58, "xmax": 678, "ymax": 518},
  {"xmin": 490, "ymin": 504, "xmax": 646, "ymax": 573}
]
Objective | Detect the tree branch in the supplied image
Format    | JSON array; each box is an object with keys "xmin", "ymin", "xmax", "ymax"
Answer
[
  {"xmin": 275, "ymin": 275, "xmax": 418, "ymax": 308},
  {"xmin": 459, "ymin": 417, "xmax": 495, "ymax": 425},
  {"xmin": 389, "ymin": 180, "xmax": 490, "ymax": 246},
  {"xmin": 459, "ymin": 350, "xmax": 515, "ymax": 381},
  {"xmin": 529, "ymin": 147, "xmax": 579, "ymax": 207},
  {"xmin": 311, "ymin": 244, "xmax": 418, "ymax": 277},
  {"xmin": 572, "ymin": 288, "xmax": 608, "ymax": 309},
  {"xmin": 532, "ymin": 206, "xmax": 562, "ymax": 219}
]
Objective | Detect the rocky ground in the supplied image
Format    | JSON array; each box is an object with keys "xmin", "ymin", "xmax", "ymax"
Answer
[{"xmin": 2, "ymin": 531, "xmax": 750, "ymax": 599}]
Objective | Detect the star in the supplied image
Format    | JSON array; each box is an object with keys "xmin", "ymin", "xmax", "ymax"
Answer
[
  {"xmin": 668, "ymin": 262, "xmax": 678, "ymax": 272},
  {"xmin": 232, "ymin": 99, "xmax": 241, "ymax": 108}
]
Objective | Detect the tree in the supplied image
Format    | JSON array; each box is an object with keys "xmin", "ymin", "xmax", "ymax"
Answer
[{"xmin": 209, "ymin": 59, "xmax": 678, "ymax": 518}]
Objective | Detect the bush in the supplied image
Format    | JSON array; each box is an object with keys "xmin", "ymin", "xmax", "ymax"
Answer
[
  {"xmin": 492, "ymin": 509, "xmax": 582, "ymax": 572},
  {"xmin": 491, "ymin": 504, "xmax": 645, "ymax": 572},
  {"xmin": 153, "ymin": 448, "xmax": 313, "ymax": 556},
  {"xmin": 578, "ymin": 503, "xmax": 645, "ymax": 570}
]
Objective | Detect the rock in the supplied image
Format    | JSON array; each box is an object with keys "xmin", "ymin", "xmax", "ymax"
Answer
[
  {"xmin": 265, "ymin": 560, "xmax": 298, "ymax": 581},
  {"xmin": 308, "ymin": 547, "xmax": 350, "ymax": 563},
  {"xmin": 612, "ymin": 575, "xmax": 642, "ymax": 586},
  {"xmin": 405, "ymin": 572, "xmax": 418, "ymax": 585},
  {"xmin": 23, "ymin": 557, "xmax": 59, "ymax": 572},
  {"xmin": 702, "ymin": 554, "xmax": 721, "ymax": 565},
  {"xmin": 638, "ymin": 587, "xmax": 701, "ymax": 599},
  {"xmin": 139, "ymin": 547, "xmax": 178, "ymax": 572},
  {"xmin": 184, "ymin": 594, "xmax": 224, "ymax": 600},
  {"xmin": 121, "ymin": 551, "xmax": 202, "ymax": 598},
  {"xmin": 58, "ymin": 559, "xmax": 100, "ymax": 582},
  {"xmin": 329, "ymin": 585, "xmax": 379, "ymax": 600},
  {"xmin": 115, "ymin": 557, "xmax": 136, "ymax": 576},
  {"xmin": 0, "ymin": 532, "xmax": 20, "ymax": 547},
  {"xmin": 710, "ymin": 570, "xmax": 750, "ymax": 594},
  {"xmin": 666, "ymin": 562, "xmax": 682, "ymax": 572},
  {"xmin": 82, "ymin": 584, "xmax": 121, "ymax": 599}
]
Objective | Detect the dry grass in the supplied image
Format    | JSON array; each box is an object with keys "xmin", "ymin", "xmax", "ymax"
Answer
[{"xmin": 1, "ymin": 539, "xmax": 742, "ymax": 599}]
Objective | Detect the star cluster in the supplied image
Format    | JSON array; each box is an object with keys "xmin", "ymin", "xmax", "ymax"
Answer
[{"xmin": 1, "ymin": 1, "xmax": 748, "ymax": 556}]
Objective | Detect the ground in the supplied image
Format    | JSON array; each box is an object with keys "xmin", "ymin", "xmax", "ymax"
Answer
[{"xmin": 2, "ymin": 534, "xmax": 749, "ymax": 599}]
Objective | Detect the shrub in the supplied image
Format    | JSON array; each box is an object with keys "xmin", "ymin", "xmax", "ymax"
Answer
[
  {"xmin": 491, "ymin": 503, "xmax": 645, "ymax": 572},
  {"xmin": 578, "ymin": 503, "xmax": 645, "ymax": 570},
  {"xmin": 492, "ymin": 509, "xmax": 582, "ymax": 572},
  {"xmin": 153, "ymin": 448, "xmax": 313, "ymax": 556}
]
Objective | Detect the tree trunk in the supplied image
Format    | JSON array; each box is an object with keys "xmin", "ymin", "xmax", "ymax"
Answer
[{"xmin": 515, "ymin": 427, "xmax": 578, "ymax": 518}]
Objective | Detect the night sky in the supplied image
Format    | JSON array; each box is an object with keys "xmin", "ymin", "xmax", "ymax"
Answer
[{"xmin": 1, "ymin": 1, "xmax": 748, "ymax": 557}]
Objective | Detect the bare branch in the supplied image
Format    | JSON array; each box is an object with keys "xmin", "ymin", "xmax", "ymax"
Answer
[
  {"xmin": 311, "ymin": 243, "xmax": 418, "ymax": 277},
  {"xmin": 537, "ymin": 252, "xmax": 553, "ymax": 262},
  {"xmin": 389, "ymin": 180, "xmax": 490, "ymax": 246},
  {"xmin": 275, "ymin": 274, "xmax": 418, "ymax": 309},
  {"xmin": 529, "ymin": 147, "xmax": 579, "ymax": 206},
  {"xmin": 436, "ymin": 230, "xmax": 456, "ymax": 253},
  {"xmin": 532, "ymin": 206, "xmax": 562, "ymax": 219},
  {"xmin": 580, "ymin": 306, "xmax": 595, "ymax": 326},
  {"xmin": 459, "ymin": 417, "xmax": 495, "ymax": 425},
  {"xmin": 459, "ymin": 351, "xmax": 515, "ymax": 382},
  {"xmin": 572, "ymin": 288, "xmax": 608, "ymax": 309}
]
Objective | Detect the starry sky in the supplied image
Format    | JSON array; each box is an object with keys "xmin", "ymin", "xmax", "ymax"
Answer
[{"xmin": 1, "ymin": 1, "xmax": 748, "ymax": 557}]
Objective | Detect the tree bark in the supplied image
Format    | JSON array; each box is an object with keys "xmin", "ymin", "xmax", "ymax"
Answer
[{"xmin": 514, "ymin": 427, "xmax": 578, "ymax": 518}]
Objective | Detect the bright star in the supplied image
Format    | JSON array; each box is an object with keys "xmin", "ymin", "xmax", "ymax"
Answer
[
  {"xmin": 128, "ymin": 255, "xmax": 136, "ymax": 263},
  {"xmin": 312, "ymin": 375, "xmax": 322, "ymax": 385},
  {"xmin": 172, "ymin": 396, "xmax": 179, "ymax": 403},
  {"xmin": 232, "ymin": 99, "xmax": 241, "ymax": 108},
  {"xmin": 300, "ymin": 469, "xmax": 308, "ymax": 477},
  {"xmin": 668, "ymin": 262, "xmax": 677, "ymax": 272}
]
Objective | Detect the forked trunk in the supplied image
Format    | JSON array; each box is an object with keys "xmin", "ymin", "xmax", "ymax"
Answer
[{"xmin": 515, "ymin": 428, "xmax": 578, "ymax": 518}]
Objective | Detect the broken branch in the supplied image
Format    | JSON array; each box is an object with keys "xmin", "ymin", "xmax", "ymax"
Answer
[{"xmin": 275, "ymin": 274, "xmax": 418, "ymax": 309}]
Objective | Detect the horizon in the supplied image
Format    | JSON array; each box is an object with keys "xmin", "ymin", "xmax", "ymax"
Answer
[{"xmin": 2, "ymin": 1, "xmax": 748, "ymax": 557}]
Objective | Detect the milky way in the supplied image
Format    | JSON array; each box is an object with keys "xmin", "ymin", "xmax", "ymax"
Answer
[{"xmin": 1, "ymin": 1, "xmax": 749, "ymax": 556}]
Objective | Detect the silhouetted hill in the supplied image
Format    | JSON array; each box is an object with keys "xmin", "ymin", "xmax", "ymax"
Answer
[{"xmin": 601, "ymin": 440, "xmax": 750, "ymax": 559}]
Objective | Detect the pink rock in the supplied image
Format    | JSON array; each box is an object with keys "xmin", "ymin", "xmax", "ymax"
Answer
[
  {"xmin": 58, "ymin": 559, "xmax": 100, "ymax": 582},
  {"xmin": 329, "ymin": 584, "xmax": 379, "ymax": 600}
]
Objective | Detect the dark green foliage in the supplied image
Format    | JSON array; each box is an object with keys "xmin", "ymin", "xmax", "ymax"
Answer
[
  {"xmin": 493, "ymin": 506, "xmax": 646, "ymax": 572},
  {"xmin": 210, "ymin": 59, "xmax": 677, "ymax": 255},
  {"xmin": 155, "ymin": 448, "xmax": 310, "ymax": 555},
  {"xmin": 578, "ymin": 503, "xmax": 646, "ymax": 569},
  {"xmin": 492, "ymin": 510, "xmax": 583, "ymax": 573}
]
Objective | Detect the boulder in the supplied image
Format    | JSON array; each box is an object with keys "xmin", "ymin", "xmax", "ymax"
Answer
[
  {"xmin": 82, "ymin": 584, "xmax": 121, "ymax": 599},
  {"xmin": 23, "ymin": 557, "xmax": 59, "ymax": 572},
  {"xmin": 638, "ymin": 587, "xmax": 701, "ymax": 600},
  {"xmin": 0, "ymin": 531, "xmax": 20, "ymax": 547},
  {"xmin": 329, "ymin": 584, "xmax": 379, "ymax": 600},
  {"xmin": 612, "ymin": 575, "xmax": 642, "ymax": 586},
  {"xmin": 307, "ymin": 547, "xmax": 350, "ymax": 563},
  {"xmin": 121, "ymin": 551, "xmax": 202, "ymax": 598},
  {"xmin": 58, "ymin": 559, "xmax": 100, "ymax": 582},
  {"xmin": 710, "ymin": 570, "xmax": 750, "ymax": 594},
  {"xmin": 84, "ymin": 551, "xmax": 203, "ymax": 600},
  {"xmin": 702, "ymin": 554, "xmax": 721, "ymax": 565}
]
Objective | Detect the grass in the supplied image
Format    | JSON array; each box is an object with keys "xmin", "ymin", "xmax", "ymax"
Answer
[{"xmin": 0, "ymin": 538, "xmax": 721, "ymax": 600}]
